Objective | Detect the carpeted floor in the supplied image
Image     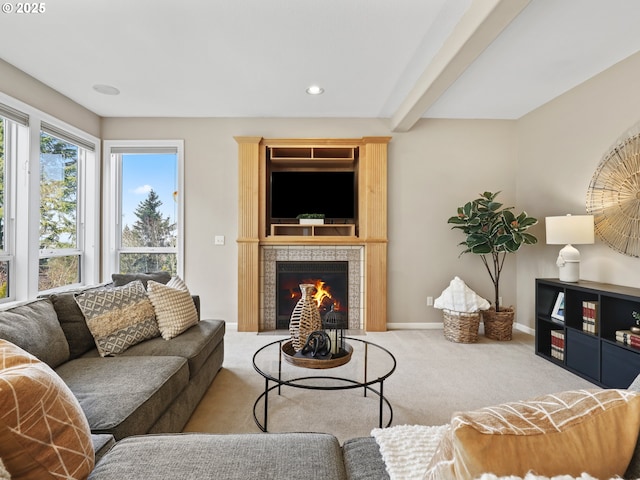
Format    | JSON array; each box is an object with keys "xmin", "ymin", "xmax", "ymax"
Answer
[{"xmin": 183, "ymin": 327, "xmax": 595, "ymax": 443}]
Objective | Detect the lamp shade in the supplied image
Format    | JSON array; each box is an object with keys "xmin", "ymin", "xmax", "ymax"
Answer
[{"xmin": 545, "ymin": 215, "xmax": 595, "ymax": 245}]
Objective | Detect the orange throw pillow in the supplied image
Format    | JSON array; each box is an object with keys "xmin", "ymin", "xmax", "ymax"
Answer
[
  {"xmin": 425, "ymin": 389, "xmax": 640, "ymax": 479},
  {"xmin": 0, "ymin": 339, "xmax": 94, "ymax": 479}
]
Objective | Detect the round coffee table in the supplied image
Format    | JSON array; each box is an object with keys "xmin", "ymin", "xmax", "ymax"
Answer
[{"xmin": 252, "ymin": 337, "xmax": 396, "ymax": 432}]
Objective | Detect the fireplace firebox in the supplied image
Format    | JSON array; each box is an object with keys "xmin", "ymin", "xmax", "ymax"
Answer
[{"xmin": 276, "ymin": 261, "xmax": 349, "ymax": 330}]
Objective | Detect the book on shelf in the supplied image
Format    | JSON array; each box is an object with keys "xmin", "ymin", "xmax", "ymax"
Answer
[
  {"xmin": 581, "ymin": 300, "xmax": 599, "ymax": 334},
  {"xmin": 550, "ymin": 329, "xmax": 565, "ymax": 361},
  {"xmin": 616, "ymin": 330, "xmax": 640, "ymax": 348}
]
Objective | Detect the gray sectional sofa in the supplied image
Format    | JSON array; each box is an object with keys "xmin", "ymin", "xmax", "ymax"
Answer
[
  {"xmin": 0, "ymin": 281, "xmax": 225, "ymax": 449},
  {"xmin": 2, "ymin": 279, "xmax": 640, "ymax": 480}
]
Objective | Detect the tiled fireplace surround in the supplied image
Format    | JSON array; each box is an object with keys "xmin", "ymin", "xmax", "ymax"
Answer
[{"xmin": 260, "ymin": 246, "xmax": 364, "ymax": 331}]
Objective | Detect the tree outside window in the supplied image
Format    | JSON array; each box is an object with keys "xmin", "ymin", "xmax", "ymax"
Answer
[
  {"xmin": 39, "ymin": 132, "xmax": 80, "ymax": 291},
  {"xmin": 117, "ymin": 151, "xmax": 178, "ymax": 275}
]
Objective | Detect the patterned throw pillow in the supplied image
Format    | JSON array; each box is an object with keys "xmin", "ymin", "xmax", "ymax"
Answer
[
  {"xmin": 0, "ymin": 339, "xmax": 94, "ymax": 479},
  {"xmin": 75, "ymin": 280, "xmax": 159, "ymax": 356},
  {"xmin": 147, "ymin": 276, "xmax": 199, "ymax": 340},
  {"xmin": 424, "ymin": 389, "xmax": 640, "ymax": 480}
]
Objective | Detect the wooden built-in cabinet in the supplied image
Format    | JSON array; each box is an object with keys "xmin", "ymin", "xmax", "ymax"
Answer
[
  {"xmin": 535, "ymin": 278, "xmax": 640, "ymax": 388},
  {"xmin": 235, "ymin": 137, "xmax": 390, "ymax": 332}
]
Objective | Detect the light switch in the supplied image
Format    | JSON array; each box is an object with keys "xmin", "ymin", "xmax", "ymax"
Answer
[{"xmin": 214, "ymin": 235, "xmax": 225, "ymax": 245}]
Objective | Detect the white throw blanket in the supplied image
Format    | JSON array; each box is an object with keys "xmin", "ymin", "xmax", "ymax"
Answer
[
  {"xmin": 371, "ymin": 425, "xmax": 621, "ymax": 480},
  {"xmin": 371, "ymin": 424, "xmax": 449, "ymax": 480}
]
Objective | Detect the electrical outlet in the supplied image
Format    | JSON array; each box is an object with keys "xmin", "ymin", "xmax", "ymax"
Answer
[
  {"xmin": 214, "ymin": 235, "xmax": 225, "ymax": 245},
  {"xmin": 427, "ymin": 296, "xmax": 433, "ymax": 306}
]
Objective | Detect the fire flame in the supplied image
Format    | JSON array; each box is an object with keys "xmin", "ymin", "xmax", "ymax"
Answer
[
  {"xmin": 288, "ymin": 279, "xmax": 342, "ymax": 312},
  {"xmin": 312, "ymin": 280, "xmax": 332, "ymax": 307}
]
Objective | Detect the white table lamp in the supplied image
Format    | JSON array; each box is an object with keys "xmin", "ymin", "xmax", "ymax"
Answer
[{"xmin": 545, "ymin": 214, "xmax": 594, "ymax": 282}]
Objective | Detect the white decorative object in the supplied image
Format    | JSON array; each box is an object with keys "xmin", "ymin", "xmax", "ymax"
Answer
[
  {"xmin": 545, "ymin": 214, "xmax": 594, "ymax": 282},
  {"xmin": 434, "ymin": 276, "xmax": 490, "ymax": 313},
  {"xmin": 299, "ymin": 218, "xmax": 324, "ymax": 225}
]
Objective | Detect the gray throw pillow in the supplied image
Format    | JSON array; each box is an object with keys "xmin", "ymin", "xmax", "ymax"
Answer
[
  {"xmin": 47, "ymin": 292, "xmax": 96, "ymax": 359},
  {"xmin": 111, "ymin": 271, "xmax": 171, "ymax": 289},
  {"xmin": 0, "ymin": 299, "xmax": 70, "ymax": 368}
]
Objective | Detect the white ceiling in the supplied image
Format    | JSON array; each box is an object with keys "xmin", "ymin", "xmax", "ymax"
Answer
[{"xmin": 1, "ymin": 0, "xmax": 640, "ymax": 129}]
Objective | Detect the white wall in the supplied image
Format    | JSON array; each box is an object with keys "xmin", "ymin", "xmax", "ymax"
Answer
[
  {"xmin": 0, "ymin": 59, "xmax": 100, "ymax": 137},
  {"xmin": 516, "ymin": 50, "xmax": 640, "ymax": 330}
]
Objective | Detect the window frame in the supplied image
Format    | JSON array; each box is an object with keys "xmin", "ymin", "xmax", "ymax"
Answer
[
  {"xmin": 0, "ymin": 116, "xmax": 20, "ymax": 302},
  {"xmin": 103, "ymin": 140, "xmax": 184, "ymax": 280},
  {"xmin": 0, "ymin": 91, "xmax": 100, "ymax": 302}
]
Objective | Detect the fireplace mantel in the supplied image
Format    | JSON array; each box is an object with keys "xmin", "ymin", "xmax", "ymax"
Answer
[{"xmin": 235, "ymin": 136, "xmax": 390, "ymax": 332}]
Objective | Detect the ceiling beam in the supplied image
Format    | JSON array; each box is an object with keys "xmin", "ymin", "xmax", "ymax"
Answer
[{"xmin": 389, "ymin": 0, "xmax": 531, "ymax": 132}]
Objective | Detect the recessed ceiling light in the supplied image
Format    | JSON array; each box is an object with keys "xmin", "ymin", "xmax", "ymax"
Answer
[
  {"xmin": 306, "ymin": 85, "xmax": 324, "ymax": 95},
  {"xmin": 92, "ymin": 84, "xmax": 120, "ymax": 96}
]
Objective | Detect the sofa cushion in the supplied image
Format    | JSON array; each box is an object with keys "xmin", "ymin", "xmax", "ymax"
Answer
[
  {"xmin": 76, "ymin": 280, "xmax": 159, "ymax": 356},
  {"xmin": 55, "ymin": 355, "xmax": 189, "ymax": 440},
  {"xmin": 91, "ymin": 434, "xmax": 116, "ymax": 465},
  {"xmin": 112, "ymin": 271, "xmax": 171, "ymax": 289},
  {"xmin": 0, "ymin": 339, "xmax": 94, "ymax": 480},
  {"xmin": 89, "ymin": 433, "xmax": 347, "ymax": 480},
  {"xmin": 147, "ymin": 276, "xmax": 199, "ymax": 340},
  {"xmin": 0, "ymin": 299, "xmax": 69, "ymax": 368},
  {"xmin": 425, "ymin": 389, "xmax": 640, "ymax": 480},
  {"xmin": 343, "ymin": 437, "xmax": 390, "ymax": 480},
  {"xmin": 120, "ymin": 319, "xmax": 225, "ymax": 378}
]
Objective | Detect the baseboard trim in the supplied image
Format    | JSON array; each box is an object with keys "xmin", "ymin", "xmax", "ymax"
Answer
[
  {"xmin": 387, "ymin": 322, "xmax": 443, "ymax": 330},
  {"xmin": 387, "ymin": 321, "xmax": 534, "ymax": 334}
]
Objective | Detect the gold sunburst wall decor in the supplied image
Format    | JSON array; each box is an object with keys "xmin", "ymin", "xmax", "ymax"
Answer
[{"xmin": 586, "ymin": 124, "xmax": 640, "ymax": 257}]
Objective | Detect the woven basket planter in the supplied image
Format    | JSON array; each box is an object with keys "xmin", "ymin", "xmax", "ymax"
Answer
[
  {"xmin": 442, "ymin": 309, "xmax": 481, "ymax": 343},
  {"xmin": 482, "ymin": 307, "xmax": 514, "ymax": 341}
]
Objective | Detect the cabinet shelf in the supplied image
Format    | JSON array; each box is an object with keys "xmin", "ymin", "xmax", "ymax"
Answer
[
  {"xmin": 268, "ymin": 146, "xmax": 357, "ymax": 169},
  {"xmin": 535, "ymin": 278, "xmax": 640, "ymax": 388},
  {"xmin": 270, "ymin": 224, "xmax": 356, "ymax": 237}
]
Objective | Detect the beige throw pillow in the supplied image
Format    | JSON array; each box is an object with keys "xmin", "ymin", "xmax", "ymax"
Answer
[
  {"xmin": 75, "ymin": 280, "xmax": 159, "ymax": 356},
  {"xmin": 425, "ymin": 389, "xmax": 640, "ymax": 480},
  {"xmin": 147, "ymin": 276, "xmax": 199, "ymax": 340},
  {"xmin": 0, "ymin": 339, "xmax": 94, "ymax": 480}
]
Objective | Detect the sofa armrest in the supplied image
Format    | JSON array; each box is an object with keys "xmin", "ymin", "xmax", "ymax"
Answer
[{"xmin": 191, "ymin": 295, "xmax": 200, "ymax": 320}]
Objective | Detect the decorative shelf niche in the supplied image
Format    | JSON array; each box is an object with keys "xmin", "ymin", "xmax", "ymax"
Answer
[
  {"xmin": 269, "ymin": 146, "xmax": 356, "ymax": 170},
  {"xmin": 270, "ymin": 224, "xmax": 356, "ymax": 237}
]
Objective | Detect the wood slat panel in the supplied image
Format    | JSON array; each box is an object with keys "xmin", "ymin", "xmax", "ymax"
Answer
[
  {"xmin": 365, "ymin": 242, "xmax": 388, "ymax": 332},
  {"xmin": 236, "ymin": 137, "xmax": 262, "ymax": 331}
]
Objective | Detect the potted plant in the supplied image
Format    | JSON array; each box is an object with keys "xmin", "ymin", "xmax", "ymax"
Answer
[
  {"xmin": 297, "ymin": 213, "xmax": 325, "ymax": 225},
  {"xmin": 447, "ymin": 191, "xmax": 538, "ymax": 340}
]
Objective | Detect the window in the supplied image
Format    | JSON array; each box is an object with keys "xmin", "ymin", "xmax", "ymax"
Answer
[
  {"xmin": 104, "ymin": 141, "xmax": 183, "ymax": 278},
  {"xmin": 39, "ymin": 130, "xmax": 81, "ymax": 290},
  {"xmin": 0, "ymin": 116, "xmax": 10, "ymax": 299},
  {"xmin": 0, "ymin": 94, "xmax": 99, "ymax": 302}
]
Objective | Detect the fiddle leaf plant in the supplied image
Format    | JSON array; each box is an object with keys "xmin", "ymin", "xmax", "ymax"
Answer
[{"xmin": 447, "ymin": 191, "xmax": 538, "ymax": 312}]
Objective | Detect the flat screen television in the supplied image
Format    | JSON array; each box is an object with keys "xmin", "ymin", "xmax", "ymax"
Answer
[{"xmin": 270, "ymin": 171, "xmax": 356, "ymax": 220}]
